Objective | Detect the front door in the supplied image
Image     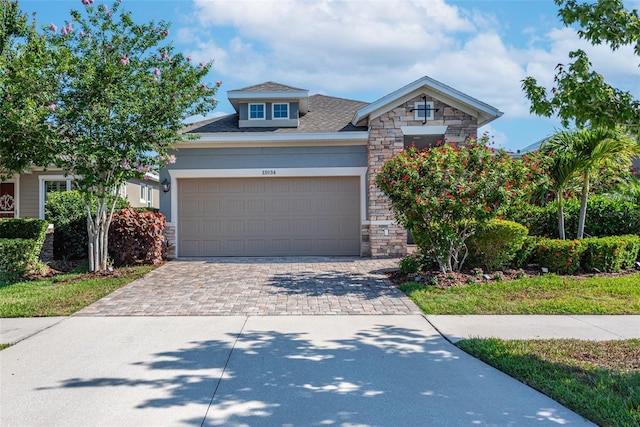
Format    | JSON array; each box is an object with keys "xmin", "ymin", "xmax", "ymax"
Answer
[{"xmin": 0, "ymin": 183, "xmax": 15, "ymax": 218}]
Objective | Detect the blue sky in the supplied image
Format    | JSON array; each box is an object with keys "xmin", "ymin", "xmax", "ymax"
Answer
[{"xmin": 18, "ymin": 0, "xmax": 640, "ymax": 152}]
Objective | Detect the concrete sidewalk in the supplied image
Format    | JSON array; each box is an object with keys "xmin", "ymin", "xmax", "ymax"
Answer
[
  {"xmin": 1, "ymin": 315, "xmax": 597, "ymax": 426},
  {"xmin": 426, "ymin": 315, "xmax": 640, "ymax": 343}
]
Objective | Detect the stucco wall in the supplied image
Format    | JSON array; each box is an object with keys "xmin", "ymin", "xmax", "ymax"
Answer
[{"xmin": 160, "ymin": 145, "xmax": 368, "ymax": 222}]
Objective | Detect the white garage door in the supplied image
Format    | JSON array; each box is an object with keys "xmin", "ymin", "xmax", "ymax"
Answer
[{"xmin": 178, "ymin": 177, "xmax": 361, "ymax": 256}]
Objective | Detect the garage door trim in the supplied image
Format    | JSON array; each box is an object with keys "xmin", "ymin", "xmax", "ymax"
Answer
[{"xmin": 168, "ymin": 167, "xmax": 367, "ymax": 257}]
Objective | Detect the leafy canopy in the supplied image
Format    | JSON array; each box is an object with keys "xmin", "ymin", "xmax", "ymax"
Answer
[{"xmin": 521, "ymin": 0, "xmax": 640, "ymax": 131}]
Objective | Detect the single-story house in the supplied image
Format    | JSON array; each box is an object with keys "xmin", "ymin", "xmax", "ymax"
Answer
[
  {"xmin": 159, "ymin": 76, "xmax": 503, "ymax": 258},
  {"xmin": 0, "ymin": 169, "xmax": 159, "ymax": 220}
]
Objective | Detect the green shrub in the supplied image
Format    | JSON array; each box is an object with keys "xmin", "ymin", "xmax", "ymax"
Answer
[
  {"xmin": 0, "ymin": 219, "xmax": 49, "ymax": 273},
  {"xmin": 46, "ymin": 190, "xmax": 129, "ymax": 260},
  {"xmin": 108, "ymin": 207, "xmax": 166, "ymax": 266},
  {"xmin": 581, "ymin": 235, "xmax": 640, "ymax": 273},
  {"xmin": 0, "ymin": 218, "xmax": 49, "ymax": 242},
  {"xmin": 511, "ymin": 236, "xmax": 540, "ymax": 269},
  {"xmin": 525, "ymin": 196, "xmax": 640, "ymax": 239},
  {"xmin": 533, "ymin": 238, "xmax": 586, "ymax": 274},
  {"xmin": 466, "ymin": 219, "xmax": 528, "ymax": 270},
  {"xmin": 54, "ymin": 217, "xmax": 89, "ymax": 260},
  {"xmin": 0, "ymin": 238, "xmax": 40, "ymax": 283},
  {"xmin": 399, "ymin": 254, "xmax": 421, "ymax": 274}
]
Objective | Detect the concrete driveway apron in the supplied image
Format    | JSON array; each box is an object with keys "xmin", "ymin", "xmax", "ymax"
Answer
[{"xmin": 75, "ymin": 257, "xmax": 422, "ymax": 316}]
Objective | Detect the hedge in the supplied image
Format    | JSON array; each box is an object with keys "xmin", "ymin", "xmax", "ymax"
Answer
[
  {"xmin": 466, "ymin": 219, "xmax": 528, "ymax": 270},
  {"xmin": 581, "ymin": 235, "xmax": 640, "ymax": 273}
]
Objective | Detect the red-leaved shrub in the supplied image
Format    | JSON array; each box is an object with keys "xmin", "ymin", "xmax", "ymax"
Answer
[{"xmin": 108, "ymin": 208, "xmax": 166, "ymax": 266}]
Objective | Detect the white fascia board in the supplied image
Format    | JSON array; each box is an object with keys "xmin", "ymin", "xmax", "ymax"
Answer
[
  {"xmin": 401, "ymin": 126, "xmax": 448, "ymax": 136},
  {"xmin": 177, "ymin": 131, "xmax": 369, "ymax": 146},
  {"xmin": 353, "ymin": 76, "xmax": 503, "ymax": 126}
]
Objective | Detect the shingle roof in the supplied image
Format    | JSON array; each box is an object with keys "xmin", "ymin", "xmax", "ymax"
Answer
[
  {"xmin": 184, "ymin": 94, "xmax": 369, "ymax": 134},
  {"xmin": 231, "ymin": 81, "xmax": 307, "ymax": 93}
]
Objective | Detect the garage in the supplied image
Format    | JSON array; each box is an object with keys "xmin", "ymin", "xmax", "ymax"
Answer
[{"xmin": 177, "ymin": 176, "xmax": 361, "ymax": 256}]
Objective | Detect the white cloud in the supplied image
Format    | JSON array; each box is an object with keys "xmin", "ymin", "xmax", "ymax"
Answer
[{"xmin": 176, "ymin": 0, "xmax": 637, "ymax": 149}]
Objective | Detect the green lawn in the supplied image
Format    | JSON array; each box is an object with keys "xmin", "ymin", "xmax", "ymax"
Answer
[
  {"xmin": 400, "ymin": 273, "xmax": 640, "ymax": 314},
  {"xmin": 457, "ymin": 338, "xmax": 640, "ymax": 427},
  {"xmin": 0, "ymin": 263, "xmax": 155, "ymax": 317}
]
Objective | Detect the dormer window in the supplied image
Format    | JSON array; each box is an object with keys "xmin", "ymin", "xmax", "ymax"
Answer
[
  {"xmin": 249, "ymin": 103, "xmax": 265, "ymax": 120},
  {"xmin": 272, "ymin": 103, "xmax": 289, "ymax": 119}
]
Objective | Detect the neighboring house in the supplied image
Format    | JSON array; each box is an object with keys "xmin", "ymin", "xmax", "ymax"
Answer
[
  {"xmin": 159, "ymin": 76, "xmax": 503, "ymax": 258},
  {"xmin": 0, "ymin": 169, "xmax": 159, "ymax": 220}
]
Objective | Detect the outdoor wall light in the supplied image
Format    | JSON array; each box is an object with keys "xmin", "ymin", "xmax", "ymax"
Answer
[{"xmin": 161, "ymin": 178, "xmax": 170, "ymax": 193}]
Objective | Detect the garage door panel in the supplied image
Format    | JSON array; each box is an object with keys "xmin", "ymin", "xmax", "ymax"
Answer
[
  {"xmin": 247, "ymin": 199, "xmax": 266, "ymax": 214},
  {"xmin": 181, "ymin": 240, "xmax": 200, "ymax": 256},
  {"xmin": 247, "ymin": 219, "xmax": 266, "ymax": 233},
  {"xmin": 180, "ymin": 219, "xmax": 201, "ymax": 236},
  {"xmin": 178, "ymin": 177, "xmax": 360, "ymax": 256},
  {"xmin": 203, "ymin": 240, "xmax": 221, "ymax": 253},
  {"xmin": 203, "ymin": 200, "xmax": 220, "ymax": 214},
  {"xmin": 202, "ymin": 220, "xmax": 220, "ymax": 234}
]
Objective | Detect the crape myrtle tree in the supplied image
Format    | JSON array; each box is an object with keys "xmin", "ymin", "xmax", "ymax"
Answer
[
  {"xmin": 0, "ymin": 0, "xmax": 59, "ymax": 176},
  {"xmin": 376, "ymin": 134, "xmax": 533, "ymax": 273},
  {"xmin": 43, "ymin": 0, "xmax": 219, "ymax": 271}
]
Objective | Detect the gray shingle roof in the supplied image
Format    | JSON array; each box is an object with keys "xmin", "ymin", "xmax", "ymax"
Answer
[
  {"xmin": 184, "ymin": 94, "xmax": 369, "ymax": 134},
  {"xmin": 231, "ymin": 81, "xmax": 308, "ymax": 93}
]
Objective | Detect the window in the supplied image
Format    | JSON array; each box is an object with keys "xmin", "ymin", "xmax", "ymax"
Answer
[
  {"xmin": 249, "ymin": 103, "xmax": 265, "ymax": 120},
  {"xmin": 414, "ymin": 101, "xmax": 435, "ymax": 121},
  {"xmin": 140, "ymin": 184, "xmax": 147, "ymax": 204},
  {"xmin": 272, "ymin": 103, "xmax": 289, "ymax": 119},
  {"xmin": 40, "ymin": 176, "xmax": 74, "ymax": 219},
  {"xmin": 140, "ymin": 184, "xmax": 153, "ymax": 206}
]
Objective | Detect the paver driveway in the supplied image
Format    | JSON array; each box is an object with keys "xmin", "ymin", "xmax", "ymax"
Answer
[{"xmin": 76, "ymin": 257, "xmax": 422, "ymax": 316}]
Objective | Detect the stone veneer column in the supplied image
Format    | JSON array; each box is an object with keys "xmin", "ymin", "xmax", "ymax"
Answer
[
  {"xmin": 367, "ymin": 105, "xmax": 409, "ymax": 258},
  {"xmin": 164, "ymin": 224, "xmax": 176, "ymax": 259},
  {"xmin": 365, "ymin": 95, "xmax": 478, "ymax": 258}
]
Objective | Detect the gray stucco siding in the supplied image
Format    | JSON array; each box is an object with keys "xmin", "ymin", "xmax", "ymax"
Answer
[{"xmin": 159, "ymin": 145, "xmax": 367, "ymax": 222}]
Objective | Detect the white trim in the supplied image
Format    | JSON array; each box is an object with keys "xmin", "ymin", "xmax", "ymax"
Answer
[
  {"xmin": 365, "ymin": 220, "xmax": 397, "ymax": 226},
  {"xmin": 401, "ymin": 126, "xmax": 448, "ymax": 136},
  {"xmin": 38, "ymin": 175, "xmax": 74, "ymax": 219},
  {"xmin": 352, "ymin": 75, "xmax": 503, "ymax": 127},
  {"xmin": 178, "ymin": 131, "xmax": 369, "ymax": 145},
  {"xmin": 168, "ymin": 167, "xmax": 367, "ymax": 257},
  {"xmin": 248, "ymin": 103, "xmax": 265, "ymax": 120},
  {"xmin": 271, "ymin": 102, "xmax": 289, "ymax": 120}
]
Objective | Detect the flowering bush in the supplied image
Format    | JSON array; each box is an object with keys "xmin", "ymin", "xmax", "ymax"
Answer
[
  {"xmin": 534, "ymin": 238, "xmax": 585, "ymax": 274},
  {"xmin": 581, "ymin": 235, "xmax": 640, "ymax": 273},
  {"xmin": 376, "ymin": 134, "xmax": 533, "ymax": 272}
]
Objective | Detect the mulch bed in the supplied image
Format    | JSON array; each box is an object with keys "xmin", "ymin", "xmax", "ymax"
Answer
[{"xmin": 387, "ymin": 266, "xmax": 640, "ymax": 288}]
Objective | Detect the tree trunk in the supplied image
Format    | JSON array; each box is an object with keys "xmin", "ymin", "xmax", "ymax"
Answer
[
  {"xmin": 557, "ymin": 192, "xmax": 566, "ymax": 240},
  {"xmin": 577, "ymin": 170, "xmax": 590, "ymax": 239},
  {"xmin": 85, "ymin": 190, "xmax": 120, "ymax": 272}
]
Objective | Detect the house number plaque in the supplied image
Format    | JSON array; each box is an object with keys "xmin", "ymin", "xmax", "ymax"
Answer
[{"xmin": 261, "ymin": 169, "xmax": 277, "ymax": 176}]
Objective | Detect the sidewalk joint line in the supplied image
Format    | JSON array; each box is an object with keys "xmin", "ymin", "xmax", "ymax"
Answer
[{"xmin": 201, "ymin": 316, "xmax": 249, "ymax": 427}]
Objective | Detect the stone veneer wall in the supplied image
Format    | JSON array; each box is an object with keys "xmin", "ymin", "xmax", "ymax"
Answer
[
  {"xmin": 366, "ymin": 94, "xmax": 478, "ymax": 258},
  {"xmin": 164, "ymin": 224, "xmax": 176, "ymax": 259}
]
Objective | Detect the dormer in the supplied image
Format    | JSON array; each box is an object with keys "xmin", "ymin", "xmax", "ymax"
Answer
[{"xmin": 227, "ymin": 82, "xmax": 309, "ymax": 128}]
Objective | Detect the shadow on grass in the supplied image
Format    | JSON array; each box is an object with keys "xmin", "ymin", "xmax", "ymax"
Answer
[{"xmin": 457, "ymin": 338, "xmax": 640, "ymax": 427}]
